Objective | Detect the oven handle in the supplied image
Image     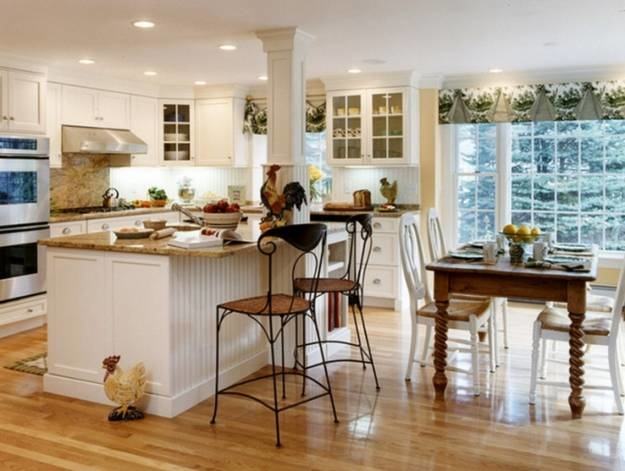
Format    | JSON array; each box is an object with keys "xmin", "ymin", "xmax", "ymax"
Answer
[{"xmin": 0, "ymin": 227, "xmax": 50, "ymax": 247}]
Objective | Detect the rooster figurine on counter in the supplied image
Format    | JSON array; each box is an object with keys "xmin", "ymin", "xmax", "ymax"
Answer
[
  {"xmin": 379, "ymin": 177, "xmax": 398, "ymax": 206},
  {"xmin": 260, "ymin": 164, "xmax": 308, "ymax": 231},
  {"xmin": 102, "ymin": 355, "xmax": 146, "ymax": 421}
]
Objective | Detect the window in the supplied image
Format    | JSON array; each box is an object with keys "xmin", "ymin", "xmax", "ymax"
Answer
[
  {"xmin": 455, "ymin": 124, "xmax": 498, "ymax": 243},
  {"xmin": 453, "ymin": 120, "xmax": 625, "ymax": 251},
  {"xmin": 305, "ymin": 131, "xmax": 332, "ymax": 202}
]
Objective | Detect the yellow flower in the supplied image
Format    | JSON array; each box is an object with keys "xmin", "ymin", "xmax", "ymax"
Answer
[{"xmin": 308, "ymin": 164, "xmax": 324, "ymax": 183}]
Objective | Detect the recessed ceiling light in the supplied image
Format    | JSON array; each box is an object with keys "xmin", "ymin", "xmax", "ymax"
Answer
[
  {"xmin": 79, "ymin": 59, "xmax": 95, "ymax": 65},
  {"xmin": 363, "ymin": 59, "xmax": 386, "ymax": 65},
  {"xmin": 258, "ymin": 75, "xmax": 268, "ymax": 81},
  {"xmin": 133, "ymin": 20, "xmax": 155, "ymax": 29},
  {"xmin": 144, "ymin": 70, "xmax": 157, "ymax": 76},
  {"xmin": 194, "ymin": 80, "xmax": 207, "ymax": 85},
  {"xmin": 347, "ymin": 68, "xmax": 362, "ymax": 74},
  {"xmin": 489, "ymin": 68, "xmax": 503, "ymax": 74},
  {"xmin": 219, "ymin": 44, "xmax": 237, "ymax": 51}
]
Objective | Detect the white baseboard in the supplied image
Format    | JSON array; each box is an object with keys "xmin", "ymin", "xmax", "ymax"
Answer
[{"xmin": 43, "ymin": 349, "xmax": 268, "ymax": 418}]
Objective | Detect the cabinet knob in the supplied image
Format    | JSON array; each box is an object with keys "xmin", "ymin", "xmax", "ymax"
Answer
[
  {"xmin": 373, "ymin": 278, "xmax": 381, "ymax": 285},
  {"xmin": 27, "ymin": 308, "xmax": 34, "ymax": 313},
  {"xmin": 373, "ymin": 246, "xmax": 382, "ymax": 252},
  {"xmin": 373, "ymin": 222, "xmax": 382, "ymax": 229},
  {"xmin": 102, "ymin": 223, "xmax": 110, "ymax": 230},
  {"xmin": 1, "ymin": 116, "xmax": 7, "ymax": 120},
  {"xmin": 9, "ymin": 116, "xmax": 14, "ymax": 120},
  {"xmin": 134, "ymin": 220, "xmax": 142, "ymax": 226},
  {"xmin": 62, "ymin": 227, "xmax": 71, "ymax": 235}
]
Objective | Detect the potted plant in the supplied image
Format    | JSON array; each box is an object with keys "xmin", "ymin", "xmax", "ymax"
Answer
[{"xmin": 148, "ymin": 187, "xmax": 168, "ymax": 207}]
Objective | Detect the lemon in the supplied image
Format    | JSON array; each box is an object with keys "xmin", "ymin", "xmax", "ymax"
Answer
[
  {"xmin": 502, "ymin": 224, "xmax": 518, "ymax": 235},
  {"xmin": 531, "ymin": 227, "xmax": 541, "ymax": 236},
  {"xmin": 517, "ymin": 224, "xmax": 532, "ymax": 236}
]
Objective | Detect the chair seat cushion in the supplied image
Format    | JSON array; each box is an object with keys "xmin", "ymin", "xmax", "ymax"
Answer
[
  {"xmin": 537, "ymin": 307, "xmax": 611, "ymax": 336},
  {"xmin": 220, "ymin": 294, "xmax": 310, "ymax": 315},
  {"xmin": 417, "ymin": 296, "xmax": 491, "ymax": 322},
  {"xmin": 294, "ymin": 277, "xmax": 357, "ymax": 294},
  {"xmin": 553, "ymin": 293, "xmax": 614, "ymax": 313}
]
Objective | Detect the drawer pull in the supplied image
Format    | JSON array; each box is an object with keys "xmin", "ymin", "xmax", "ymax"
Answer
[
  {"xmin": 373, "ymin": 246, "xmax": 382, "ymax": 253},
  {"xmin": 62, "ymin": 227, "xmax": 71, "ymax": 235},
  {"xmin": 373, "ymin": 222, "xmax": 382, "ymax": 229},
  {"xmin": 102, "ymin": 223, "xmax": 110, "ymax": 230},
  {"xmin": 27, "ymin": 308, "xmax": 34, "ymax": 313},
  {"xmin": 373, "ymin": 278, "xmax": 381, "ymax": 285},
  {"xmin": 134, "ymin": 220, "xmax": 142, "ymax": 226}
]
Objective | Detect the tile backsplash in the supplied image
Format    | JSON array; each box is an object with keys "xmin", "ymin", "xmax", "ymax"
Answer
[
  {"xmin": 50, "ymin": 154, "xmax": 110, "ymax": 209},
  {"xmin": 331, "ymin": 166, "xmax": 419, "ymax": 205}
]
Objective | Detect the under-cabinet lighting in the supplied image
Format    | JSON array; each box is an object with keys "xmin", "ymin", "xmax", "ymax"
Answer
[
  {"xmin": 79, "ymin": 59, "xmax": 95, "ymax": 65},
  {"xmin": 347, "ymin": 68, "xmax": 362, "ymax": 74},
  {"xmin": 133, "ymin": 20, "xmax": 155, "ymax": 29},
  {"xmin": 219, "ymin": 44, "xmax": 237, "ymax": 51},
  {"xmin": 144, "ymin": 71, "xmax": 157, "ymax": 76},
  {"xmin": 194, "ymin": 81, "xmax": 207, "ymax": 85},
  {"xmin": 258, "ymin": 75, "xmax": 268, "ymax": 81},
  {"xmin": 489, "ymin": 68, "xmax": 503, "ymax": 74}
]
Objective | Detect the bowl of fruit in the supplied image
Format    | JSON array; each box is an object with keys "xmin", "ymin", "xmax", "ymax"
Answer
[
  {"xmin": 500, "ymin": 224, "xmax": 542, "ymax": 264},
  {"xmin": 201, "ymin": 199, "xmax": 242, "ymax": 230}
]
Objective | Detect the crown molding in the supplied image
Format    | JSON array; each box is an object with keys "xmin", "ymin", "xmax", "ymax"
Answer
[
  {"xmin": 441, "ymin": 64, "xmax": 625, "ymax": 89},
  {"xmin": 255, "ymin": 27, "xmax": 314, "ymax": 53},
  {"xmin": 322, "ymin": 70, "xmax": 420, "ymax": 91},
  {"xmin": 193, "ymin": 83, "xmax": 250, "ymax": 100},
  {"xmin": 0, "ymin": 53, "xmax": 47, "ymax": 74}
]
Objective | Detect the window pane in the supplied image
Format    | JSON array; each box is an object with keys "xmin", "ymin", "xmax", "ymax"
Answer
[
  {"xmin": 457, "ymin": 126, "xmax": 477, "ymax": 173},
  {"xmin": 533, "ymin": 175, "xmax": 555, "ymax": 211},
  {"xmin": 476, "ymin": 211, "xmax": 495, "ymax": 239},
  {"xmin": 605, "ymin": 215, "xmax": 625, "ymax": 251},
  {"xmin": 580, "ymin": 175, "xmax": 604, "ymax": 212},
  {"xmin": 534, "ymin": 121, "xmax": 555, "ymax": 137},
  {"xmin": 478, "ymin": 125, "xmax": 496, "ymax": 172},
  {"xmin": 580, "ymin": 214, "xmax": 603, "ymax": 246},
  {"xmin": 534, "ymin": 212, "xmax": 555, "ymax": 234},
  {"xmin": 458, "ymin": 176, "xmax": 476, "ymax": 209},
  {"xmin": 477, "ymin": 176, "xmax": 495, "ymax": 210},
  {"xmin": 556, "ymin": 121, "xmax": 579, "ymax": 136},
  {"xmin": 580, "ymin": 138, "xmax": 603, "ymax": 173},
  {"xmin": 557, "ymin": 138, "xmax": 578, "ymax": 173},
  {"xmin": 458, "ymin": 210, "xmax": 476, "ymax": 244},
  {"xmin": 512, "ymin": 138, "xmax": 532, "ymax": 173},
  {"xmin": 534, "ymin": 138, "xmax": 555, "ymax": 173},
  {"xmin": 605, "ymin": 176, "xmax": 625, "ymax": 212},
  {"xmin": 606, "ymin": 137, "xmax": 625, "ymax": 173},
  {"xmin": 556, "ymin": 214, "xmax": 579, "ymax": 244},
  {"xmin": 557, "ymin": 175, "xmax": 579, "ymax": 211},
  {"xmin": 511, "ymin": 176, "xmax": 531, "ymax": 210},
  {"xmin": 604, "ymin": 120, "xmax": 625, "ymax": 134},
  {"xmin": 511, "ymin": 211, "xmax": 531, "ymax": 226},
  {"xmin": 512, "ymin": 122, "xmax": 532, "ymax": 138}
]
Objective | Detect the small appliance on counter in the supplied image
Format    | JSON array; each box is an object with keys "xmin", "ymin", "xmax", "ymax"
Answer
[
  {"xmin": 352, "ymin": 189, "xmax": 372, "ymax": 210},
  {"xmin": 102, "ymin": 187, "xmax": 120, "ymax": 208}
]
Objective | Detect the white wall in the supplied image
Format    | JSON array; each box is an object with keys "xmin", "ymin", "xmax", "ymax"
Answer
[
  {"xmin": 331, "ymin": 166, "xmax": 419, "ymax": 205},
  {"xmin": 109, "ymin": 167, "xmax": 251, "ymax": 203}
]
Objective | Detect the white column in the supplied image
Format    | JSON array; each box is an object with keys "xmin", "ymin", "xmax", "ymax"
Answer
[{"xmin": 256, "ymin": 28, "xmax": 313, "ymax": 223}]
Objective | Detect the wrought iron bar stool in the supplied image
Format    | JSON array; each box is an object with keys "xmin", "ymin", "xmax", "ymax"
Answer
[
  {"xmin": 210, "ymin": 223, "xmax": 339, "ymax": 447},
  {"xmin": 293, "ymin": 214, "xmax": 380, "ymax": 391}
]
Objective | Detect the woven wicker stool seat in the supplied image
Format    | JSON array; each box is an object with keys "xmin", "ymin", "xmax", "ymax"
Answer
[
  {"xmin": 220, "ymin": 294, "xmax": 310, "ymax": 315},
  {"xmin": 294, "ymin": 277, "xmax": 356, "ymax": 294}
]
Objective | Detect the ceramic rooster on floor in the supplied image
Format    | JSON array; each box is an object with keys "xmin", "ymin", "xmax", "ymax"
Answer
[
  {"xmin": 260, "ymin": 164, "xmax": 307, "ymax": 231},
  {"xmin": 102, "ymin": 355, "xmax": 146, "ymax": 421}
]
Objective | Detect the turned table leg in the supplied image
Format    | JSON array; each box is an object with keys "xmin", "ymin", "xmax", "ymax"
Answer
[
  {"xmin": 433, "ymin": 272, "xmax": 449, "ymax": 400},
  {"xmin": 567, "ymin": 280, "xmax": 587, "ymax": 419}
]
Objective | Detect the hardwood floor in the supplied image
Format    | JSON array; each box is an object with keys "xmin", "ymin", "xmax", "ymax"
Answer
[{"xmin": 0, "ymin": 303, "xmax": 623, "ymax": 470}]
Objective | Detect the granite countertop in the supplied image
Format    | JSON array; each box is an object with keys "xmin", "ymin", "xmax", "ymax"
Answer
[
  {"xmin": 49, "ymin": 207, "xmax": 184, "ymax": 224},
  {"xmin": 241, "ymin": 205, "xmax": 419, "ymax": 218},
  {"xmin": 39, "ymin": 221, "xmax": 346, "ymax": 259}
]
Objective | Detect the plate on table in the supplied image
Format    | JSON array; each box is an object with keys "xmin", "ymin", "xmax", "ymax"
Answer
[
  {"xmin": 468, "ymin": 240, "xmax": 488, "ymax": 249},
  {"xmin": 448, "ymin": 251, "xmax": 483, "ymax": 260},
  {"xmin": 545, "ymin": 255, "xmax": 586, "ymax": 265},
  {"xmin": 551, "ymin": 243, "xmax": 590, "ymax": 253},
  {"xmin": 113, "ymin": 228, "xmax": 154, "ymax": 239}
]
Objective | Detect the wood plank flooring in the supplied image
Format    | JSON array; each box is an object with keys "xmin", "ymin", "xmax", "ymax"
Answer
[{"xmin": 0, "ymin": 303, "xmax": 623, "ymax": 470}]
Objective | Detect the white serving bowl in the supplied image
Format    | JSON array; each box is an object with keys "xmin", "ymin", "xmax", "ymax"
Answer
[{"xmin": 201, "ymin": 212, "xmax": 242, "ymax": 230}]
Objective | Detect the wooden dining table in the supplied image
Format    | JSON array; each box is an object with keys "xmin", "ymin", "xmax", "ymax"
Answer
[{"xmin": 426, "ymin": 255, "xmax": 598, "ymax": 419}]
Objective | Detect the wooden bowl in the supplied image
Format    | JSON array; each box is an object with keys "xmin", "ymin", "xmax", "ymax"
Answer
[
  {"xmin": 143, "ymin": 219, "xmax": 167, "ymax": 230},
  {"xmin": 151, "ymin": 200, "xmax": 167, "ymax": 208},
  {"xmin": 201, "ymin": 212, "xmax": 241, "ymax": 230}
]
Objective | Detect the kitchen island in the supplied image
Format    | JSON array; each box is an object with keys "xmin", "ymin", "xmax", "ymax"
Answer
[{"xmin": 39, "ymin": 221, "xmax": 346, "ymax": 418}]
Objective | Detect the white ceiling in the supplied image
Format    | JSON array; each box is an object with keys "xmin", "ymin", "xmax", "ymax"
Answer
[{"xmin": 1, "ymin": 0, "xmax": 625, "ymax": 86}]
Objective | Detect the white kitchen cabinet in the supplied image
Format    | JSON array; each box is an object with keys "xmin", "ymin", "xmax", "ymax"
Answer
[
  {"xmin": 47, "ymin": 82, "xmax": 62, "ymax": 167},
  {"xmin": 61, "ymin": 85, "xmax": 130, "ymax": 129},
  {"xmin": 327, "ymin": 87, "xmax": 418, "ymax": 166},
  {"xmin": 129, "ymin": 95, "xmax": 158, "ymax": 166},
  {"xmin": 159, "ymin": 100, "xmax": 194, "ymax": 166},
  {"xmin": 195, "ymin": 97, "xmax": 247, "ymax": 167},
  {"xmin": 86, "ymin": 212, "xmax": 180, "ymax": 233},
  {"xmin": 0, "ymin": 69, "xmax": 46, "ymax": 134},
  {"xmin": 50, "ymin": 221, "xmax": 86, "ymax": 238}
]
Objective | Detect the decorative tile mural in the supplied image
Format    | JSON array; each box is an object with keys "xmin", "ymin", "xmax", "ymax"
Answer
[
  {"xmin": 439, "ymin": 80, "xmax": 625, "ymax": 124},
  {"xmin": 50, "ymin": 155, "xmax": 110, "ymax": 209}
]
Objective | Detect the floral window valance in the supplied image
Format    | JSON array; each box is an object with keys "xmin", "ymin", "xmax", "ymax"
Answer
[
  {"xmin": 439, "ymin": 80, "xmax": 625, "ymax": 124},
  {"xmin": 243, "ymin": 99, "xmax": 326, "ymax": 134}
]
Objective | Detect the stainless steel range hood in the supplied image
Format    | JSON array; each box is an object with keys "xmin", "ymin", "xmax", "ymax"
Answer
[{"xmin": 62, "ymin": 125, "xmax": 147, "ymax": 155}]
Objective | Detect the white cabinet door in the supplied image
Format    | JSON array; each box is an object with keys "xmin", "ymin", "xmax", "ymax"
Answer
[
  {"xmin": 195, "ymin": 99, "xmax": 233, "ymax": 166},
  {"xmin": 130, "ymin": 96, "xmax": 158, "ymax": 166},
  {"xmin": 7, "ymin": 70, "xmax": 46, "ymax": 134},
  {"xmin": 47, "ymin": 83, "xmax": 62, "ymax": 167},
  {"xmin": 0, "ymin": 70, "xmax": 7, "ymax": 131},
  {"xmin": 327, "ymin": 91, "xmax": 366, "ymax": 165},
  {"xmin": 98, "ymin": 91, "xmax": 130, "ymax": 129},
  {"xmin": 61, "ymin": 85, "xmax": 98, "ymax": 126}
]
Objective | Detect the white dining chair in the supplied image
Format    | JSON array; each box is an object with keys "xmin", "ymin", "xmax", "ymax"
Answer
[
  {"xmin": 529, "ymin": 255, "xmax": 625, "ymax": 415},
  {"xmin": 426, "ymin": 208, "xmax": 509, "ymax": 359},
  {"xmin": 399, "ymin": 213, "xmax": 496, "ymax": 396}
]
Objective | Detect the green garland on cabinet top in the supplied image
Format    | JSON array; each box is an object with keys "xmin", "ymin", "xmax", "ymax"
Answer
[
  {"xmin": 243, "ymin": 99, "xmax": 326, "ymax": 134},
  {"xmin": 439, "ymin": 80, "xmax": 625, "ymax": 124}
]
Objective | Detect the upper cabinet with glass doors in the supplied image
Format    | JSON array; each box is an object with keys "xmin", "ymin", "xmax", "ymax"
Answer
[
  {"xmin": 327, "ymin": 87, "xmax": 418, "ymax": 166},
  {"xmin": 159, "ymin": 100, "xmax": 194, "ymax": 165}
]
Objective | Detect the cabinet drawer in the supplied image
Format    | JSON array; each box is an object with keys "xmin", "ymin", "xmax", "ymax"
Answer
[
  {"xmin": 0, "ymin": 296, "xmax": 46, "ymax": 326},
  {"xmin": 370, "ymin": 233, "xmax": 397, "ymax": 266},
  {"xmin": 50, "ymin": 221, "xmax": 86, "ymax": 238},
  {"xmin": 372, "ymin": 218, "xmax": 399, "ymax": 234},
  {"xmin": 364, "ymin": 266, "xmax": 397, "ymax": 298}
]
